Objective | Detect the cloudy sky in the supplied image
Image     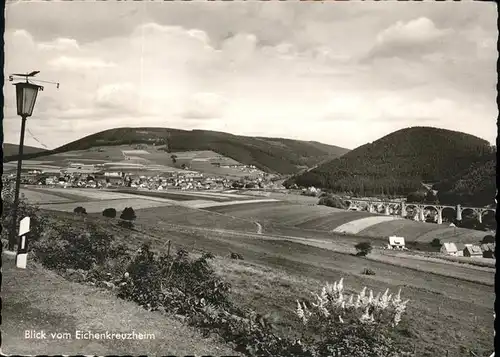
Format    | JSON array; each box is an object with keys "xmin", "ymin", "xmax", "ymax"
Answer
[{"xmin": 3, "ymin": 1, "xmax": 497, "ymax": 150}]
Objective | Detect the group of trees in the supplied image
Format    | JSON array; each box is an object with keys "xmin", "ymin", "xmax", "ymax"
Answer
[
  {"xmin": 318, "ymin": 194, "xmax": 348, "ymax": 209},
  {"xmin": 406, "ymin": 190, "xmax": 439, "ymax": 204},
  {"xmin": 73, "ymin": 206, "xmax": 137, "ymax": 229}
]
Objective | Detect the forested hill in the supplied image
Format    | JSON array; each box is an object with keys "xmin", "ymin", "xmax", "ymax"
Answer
[
  {"xmin": 287, "ymin": 127, "xmax": 494, "ymax": 197},
  {"xmin": 433, "ymin": 152, "xmax": 496, "ymax": 207},
  {"xmin": 3, "ymin": 127, "xmax": 349, "ymax": 175}
]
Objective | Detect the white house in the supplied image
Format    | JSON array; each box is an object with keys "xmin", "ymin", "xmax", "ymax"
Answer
[
  {"xmin": 388, "ymin": 236, "xmax": 406, "ymax": 250},
  {"xmin": 440, "ymin": 242, "xmax": 465, "ymax": 256}
]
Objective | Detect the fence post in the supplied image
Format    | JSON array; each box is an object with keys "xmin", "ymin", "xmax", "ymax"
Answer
[{"xmin": 167, "ymin": 240, "xmax": 171, "ymax": 257}]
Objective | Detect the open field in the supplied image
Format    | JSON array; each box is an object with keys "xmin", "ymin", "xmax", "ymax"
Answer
[
  {"xmin": 110, "ymin": 188, "xmax": 256, "ymax": 202},
  {"xmin": 21, "ymin": 187, "xmax": 143, "ymax": 201},
  {"xmin": 40, "ymin": 198, "xmax": 174, "ymax": 213},
  {"xmin": 207, "ymin": 201, "xmax": 488, "ymax": 243},
  {"xmin": 18, "ymin": 189, "xmax": 72, "ymax": 204},
  {"xmin": 1, "ymin": 253, "xmax": 238, "ymax": 356},
  {"xmin": 207, "ymin": 201, "xmax": 346, "ymax": 226},
  {"xmin": 119, "ymin": 205, "xmax": 258, "ymax": 233},
  {"xmin": 358, "ymin": 219, "xmax": 487, "ymax": 243},
  {"xmin": 333, "ymin": 216, "xmax": 404, "ymax": 233},
  {"xmin": 111, "ymin": 189, "xmax": 230, "ymax": 202}
]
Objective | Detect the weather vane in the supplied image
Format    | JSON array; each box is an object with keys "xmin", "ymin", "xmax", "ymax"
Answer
[{"xmin": 8, "ymin": 71, "xmax": 60, "ymax": 90}]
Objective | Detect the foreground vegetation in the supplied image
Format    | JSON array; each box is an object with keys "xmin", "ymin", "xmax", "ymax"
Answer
[
  {"xmin": 3, "ymin": 198, "xmax": 417, "ymax": 357},
  {"xmin": 3, "ymin": 196, "xmax": 493, "ymax": 356}
]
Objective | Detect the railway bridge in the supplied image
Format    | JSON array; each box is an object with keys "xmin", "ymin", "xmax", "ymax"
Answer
[{"xmin": 344, "ymin": 198, "xmax": 496, "ymax": 224}]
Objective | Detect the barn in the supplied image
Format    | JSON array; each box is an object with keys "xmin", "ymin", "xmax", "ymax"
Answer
[
  {"xmin": 463, "ymin": 245, "xmax": 483, "ymax": 258},
  {"xmin": 480, "ymin": 243, "xmax": 495, "ymax": 259}
]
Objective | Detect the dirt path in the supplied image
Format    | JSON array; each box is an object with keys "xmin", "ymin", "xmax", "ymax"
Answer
[{"xmin": 1, "ymin": 253, "xmax": 239, "ymax": 356}]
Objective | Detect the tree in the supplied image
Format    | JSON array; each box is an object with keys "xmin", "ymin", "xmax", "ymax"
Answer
[
  {"xmin": 74, "ymin": 206, "xmax": 87, "ymax": 215},
  {"xmin": 407, "ymin": 191, "xmax": 426, "ymax": 203},
  {"xmin": 318, "ymin": 195, "xmax": 347, "ymax": 209},
  {"xmin": 354, "ymin": 242, "xmax": 372, "ymax": 257},
  {"xmin": 430, "ymin": 238, "xmax": 442, "ymax": 248},
  {"xmin": 119, "ymin": 207, "xmax": 136, "ymax": 229},
  {"xmin": 102, "ymin": 208, "xmax": 117, "ymax": 218},
  {"xmin": 481, "ymin": 235, "xmax": 495, "ymax": 244}
]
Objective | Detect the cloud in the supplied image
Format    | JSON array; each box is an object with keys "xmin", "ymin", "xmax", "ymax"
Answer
[
  {"xmin": 38, "ymin": 38, "xmax": 80, "ymax": 52},
  {"xmin": 95, "ymin": 83, "xmax": 139, "ymax": 113},
  {"xmin": 363, "ymin": 17, "xmax": 452, "ymax": 61},
  {"xmin": 180, "ymin": 92, "xmax": 227, "ymax": 120},
  {"xmin": 49, "ymin": 56, "xmax": 115, "ymax": 70}
]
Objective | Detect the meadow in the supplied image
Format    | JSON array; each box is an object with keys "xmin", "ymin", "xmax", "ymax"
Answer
[{"xmin": 207, "ymin": 200, "xmax": 488, "ymax": 243}]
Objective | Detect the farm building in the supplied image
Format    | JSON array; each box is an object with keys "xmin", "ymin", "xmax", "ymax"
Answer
[
  {"xmin": 440, "ymin": 242, "xmax": 466, "ymax": 256},
  {"xmin": 387, "ymin": 236, "xmax": 406, "ymax": 250},
  {"xmin": 480, "ymin": 243, "xmax": 495, "ymax": 259},
  {"xmin": 463, "ymin": 245, "xmax": 483, "ymax": 257}
]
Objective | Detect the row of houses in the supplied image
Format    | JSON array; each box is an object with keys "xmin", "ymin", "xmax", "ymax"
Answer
[{"xmin": 441, "ymin": 242, "xmax": 495, "ymax": 258}]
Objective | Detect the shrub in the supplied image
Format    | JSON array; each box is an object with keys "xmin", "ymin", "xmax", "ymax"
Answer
[
  {"xmin": 74, "ymin": 206, "xmax": 87, "ymax": 215},
  {"xmin": 355, "ymin": 242, "xmax": 373, "ymax": 257},
  {"xmin": 119, "ymin": 207, "xmax": 136, "ymax": 229},
  {"xmin": 102, "ymin": 208, "xmax": 117, "ymax": 218},
  {"xmin": 32, "ymin": 223, "xmax": 129, "ymax": 271},
  {"xmin": 430, "ymin": 238, "xmax": 442, "ymax": 248},
  {"xmin": 362, "ymin": 268, "xmax": 376, "ymax": 275},
  {"xmin": 230, "ymin": 252, "xmax": 244, "ymax": 260},
  {"xmin": 482, "ymin": 235, "xmax": 495, "ymax": 244},
  {"xmin": 118, "ymin": 245, "xmax": 231, "ymax": 314},
  {"xmin": 1, "ymin": 195, "xmax": 48, "ymax": 246}
]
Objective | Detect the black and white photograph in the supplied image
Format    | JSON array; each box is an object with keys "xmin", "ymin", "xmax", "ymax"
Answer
[{"xmin": 1, "ymin": 1, "xmax": 497, "ymax": 356}]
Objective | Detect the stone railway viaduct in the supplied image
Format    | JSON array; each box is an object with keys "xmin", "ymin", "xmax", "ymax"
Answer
[{"xmin": 344, "ymin": 198, "xmax": 496, "ymax": 224}]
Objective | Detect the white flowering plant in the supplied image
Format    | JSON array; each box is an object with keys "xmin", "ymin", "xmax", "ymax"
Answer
[{"xmin": 295, "ymin": 278, "xmax": 412, "ymax": 357}]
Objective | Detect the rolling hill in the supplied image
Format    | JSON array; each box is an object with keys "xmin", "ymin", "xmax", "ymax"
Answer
[
  {"xmin": 3, "ymin": 128, "xmax": 349, "ymax": 175},
  {"xmin": 287, "ymin": 127, "xmax": 495, "ymax": 198},
  {"xmin": 2, "ymin": 143, "xmax": 47, "ymax": 158}
]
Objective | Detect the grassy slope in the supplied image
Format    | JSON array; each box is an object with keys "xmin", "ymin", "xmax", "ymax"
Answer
[
  {"xmin": 1, "ymin": 253, "xmax": 238, "ymax": 356},
  {"xmin": 36, "ymin": 210, "xmax": 494, "ymax": 357},
  {"xmin": 4, "ymin": 127, "xmax": 350, "ymax": 174},
  {"xmin": 289, "ymin": 126, "xmax": 494, "ymax": 197},
  {"xmin": 206, "ymin": 201, "xmax": 486, "ymax": 243}
]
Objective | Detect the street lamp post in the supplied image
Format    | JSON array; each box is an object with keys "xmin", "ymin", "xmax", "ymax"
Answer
[{"xmin": 7, "ymin": 81, "xmax": 43, "ymax": 251}]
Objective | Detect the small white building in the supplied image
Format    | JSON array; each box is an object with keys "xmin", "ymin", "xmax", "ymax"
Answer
[
  {"xmin": 387, "ymin": 236, "xmax": 406, "ymax": 250},
  {"xmin": 440, "ymin": 242, "xmax": 465, "ymax": 256}
]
